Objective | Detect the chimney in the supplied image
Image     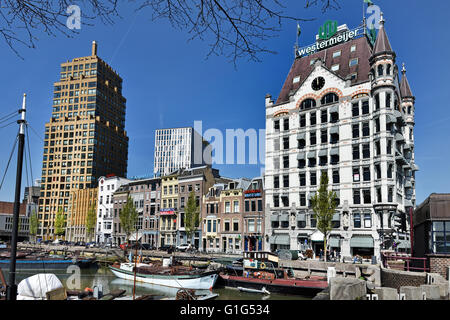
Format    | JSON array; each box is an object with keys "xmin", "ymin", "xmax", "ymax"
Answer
[{"xmin": 92, "ymin": 40, "xmax": 98, "ymax": 56}]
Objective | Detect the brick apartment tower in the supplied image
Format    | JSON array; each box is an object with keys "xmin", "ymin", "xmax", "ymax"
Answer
[{"xmin": 38, "ymin": 41, "xmax": 129, "ymax": 239}]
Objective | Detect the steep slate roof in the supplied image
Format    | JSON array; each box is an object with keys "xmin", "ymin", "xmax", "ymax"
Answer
[
  {"xmin": 275, "ymin": 35, "xmax": 373, "ymax": 105},
  {"xmin": 400, "ymin": 65, "xmax": 414, "ymax": 99},
  {"xmin": 372, "ymin": 18, "xmax": 394, "ymax": 57}
]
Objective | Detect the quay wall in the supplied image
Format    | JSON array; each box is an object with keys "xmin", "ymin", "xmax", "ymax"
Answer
[{"xmin": 380, "ymin": 267, "xmax": 427, "ymax": 290}]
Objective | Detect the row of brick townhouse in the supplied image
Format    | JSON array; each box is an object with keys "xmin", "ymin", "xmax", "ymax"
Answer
[{"xmin": 88, "ymin": 167, "xmax": 266, "ymax": 254}]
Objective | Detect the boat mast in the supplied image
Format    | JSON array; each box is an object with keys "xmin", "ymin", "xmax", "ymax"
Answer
[
  {"xmin": 132, "ymin": 229, "xmax": 138, "ymax": 300},
  {"xmin": 6, "ymin": 94, "xmax": 27, "ymax": 301}
]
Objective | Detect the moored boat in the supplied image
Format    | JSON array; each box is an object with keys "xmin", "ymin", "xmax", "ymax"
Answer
[
  {"xmin": 218, "ymin": 251, "xmax": 328, "ymax": 297},
  {"xmin": 0, "ymin": 255, "xmax": 98, "ymax": 270},
  {"xmin": 109, "ymin": 261, "xmax": 218, "ymax": 290}
]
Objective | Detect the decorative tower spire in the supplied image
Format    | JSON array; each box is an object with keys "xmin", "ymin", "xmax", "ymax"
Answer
[
  {"xmin": 371, "ymin": 12, "xmax": 394, "ymax": 57},
  {"xmin": 400, "ymin": 63, "xmax": 414, "ymax": 100}
]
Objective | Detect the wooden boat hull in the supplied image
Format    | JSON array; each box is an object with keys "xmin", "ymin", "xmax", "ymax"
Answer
[
  {"xmin": 109, "ymin": 265, "xmax": 218, "ymax": 290},
  {"xmin": 218, "ymin": 274, "xmax": 328, "ymax": 297}
]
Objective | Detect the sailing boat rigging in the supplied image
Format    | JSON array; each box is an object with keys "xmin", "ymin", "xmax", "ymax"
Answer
[{"xmin": 5, "ymin": 94, "xmax": 27, "ymax": 301}]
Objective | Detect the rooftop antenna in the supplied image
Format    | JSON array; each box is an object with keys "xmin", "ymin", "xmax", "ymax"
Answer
[{"xmin": 295, "ymin": 22, "xmax": 301, "ymax": 58}]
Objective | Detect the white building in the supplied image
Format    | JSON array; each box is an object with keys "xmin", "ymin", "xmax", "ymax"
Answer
[
  {"xmin": 264, "ymin": 16, "xmax": 418, "ymax": 261},
  {"xmin": 153, "ymin": 127, "xmax": 211, "ymax": 176},
  {"xmin": 96, "ymin": 175, "xmax": 130, "ymax": 244}
]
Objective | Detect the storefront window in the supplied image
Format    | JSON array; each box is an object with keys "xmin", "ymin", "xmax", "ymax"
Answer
[{"xmin": 431, "ymin": 221, "xmax": 450, "ymax": 253}]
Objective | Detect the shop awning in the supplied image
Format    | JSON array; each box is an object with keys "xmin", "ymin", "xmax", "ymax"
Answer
[
  {"xmin": 279, "ymin": 213, "xmax": 290, "ymax": 222},
  {"xmin": 297, "ymin": 152, "xmax": 305, "ymax": 160},
  {"xmin": 405, "ymin": 181, "xmax": 412, "ymax": 188},
  {"xmin": 307, "ymin": 151, "xmax": 316, "ymax": 158},
  {"xmin": 129, "ymin": 232, "xmax": 143, "ymax": 241},
  {"xmin": 350, "ymin": 236, "xmax": 374, "ymax": 248},
  {"xmin": 297, "ymin": 133, "xmax": 306, "ymax": 140},
  {"xmin": 269, "ymin": 234, "xmax": 290, "ymax": 245},
  {"xmin": 330, "ymin": 126, "xmax": 339, "ymax": 134},
  {"xmin": 395, "ymin": 133, "xmax": 404, "ymax": 142},
  {"xmin": 394, "ymin": 110, "xmax": 402, "ymax": 118},
  {"xmin": 397, "ymin": 241, "xmax": 411, "ymax": 249},
  {"xmin": 311, "ymin": 230, "xmax": 324, "ymax": 242},
  {"xmin": 330, "ymin": 147, "xmax": 339, "ymax": 156},
  {"xmin": 270, "ymin": 214, "xmax": 279, "ymax": 222},
  {"xmin": 386, "ymin": 114, "xmax": 396, "ymax": 124},
  {"xmin": 328, "ymin": 237, "xmax": 340, "ymax": 248},
  {"xmin": 318, "ymin": 149, "xmax": 328, "ymax": 157},
  {"xmin": 296, "ymin": 213, "xmax": 306, "ymax": 221},
  {"xmin": 404, "ymin": 199, "xmax": 413, "ymax": 207},
  {"xmin": 332, "ymin": 213, "xmax": 340, "ymax": 221},
  {"xmin": 403, "ymin": 144, "xmax": 411, "ymax": 150},
  {"xmin": 329, "ymin": 105, "xmax": 339, "ymax": 114}
]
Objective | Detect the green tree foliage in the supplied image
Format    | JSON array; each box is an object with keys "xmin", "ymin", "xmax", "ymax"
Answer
[
  {"xmin": 184, "ymin": 191, "xmax": 200, "ymax": 244},
  {"xmin": 119, "ymin": 196, "xmax": 139, "ymax": 241},
  {"xmin": 310, "ymin": 172, "xmax": 337, "ymax": 261},
  {"xmin": 85, "ymin": 203, "xmax": 97, "ymax": 242},
  {"xmin": 29, "ymin": 209, "xmax": 39, "ymax": 243},
  {"xmin": 54, "ymin": 207, "xmax": 66, "ymax": 237}
]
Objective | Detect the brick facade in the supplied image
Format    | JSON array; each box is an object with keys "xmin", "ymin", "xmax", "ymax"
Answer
[
  {"xmin": 380, "ymin": 268, "xmax": 427, "ymax": 290},
  {"xmin": 429, "ymin": 256, "xmax": 450, "ymax": 279}
]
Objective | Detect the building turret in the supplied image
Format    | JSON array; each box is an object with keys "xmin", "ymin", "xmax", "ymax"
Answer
[
  {"xmin": 400, "ymin": 63, "xmax": 417, "ymax": 210},
  {"xmin": 369, "ymin": 13, "xmax": 398, "ymax": 95}
]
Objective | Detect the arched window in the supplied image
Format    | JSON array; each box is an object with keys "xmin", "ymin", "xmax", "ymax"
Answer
[
  {"xmin": 378, "ymin": 65, "xmax": 384, "ymax": 76},
  {"xmin": 300, "ymin": 98, "xmax": 316, "ymax": 110},
  {"xmin": 321, "ymin": 93, "xmax": 339, "ymax": 105},
  {"xmin": 386, "ymin": 64, "xmax": 391, "ymax": 75}
]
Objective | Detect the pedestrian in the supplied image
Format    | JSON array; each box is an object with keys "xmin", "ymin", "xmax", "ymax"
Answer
[{"xmin": 319, "ymin": 248, "xmax": 323, "ymax": 260}]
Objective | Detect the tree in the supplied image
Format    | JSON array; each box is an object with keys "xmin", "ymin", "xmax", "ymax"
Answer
[
  {"xmin": 184, "ymin": 191, "xmax": 200, "ymax": 245},
  {"xmin": 85, "ymin": 203, "xmax": 97, "ymax": 243},
  {"xmin": 310, "ymin": 171, "xmax": 337, "ymax": 262},
  {"xmin": 54, "ymin": 207, "xmax": 66, "ymax": 238},
  {"xmin": 29, "ymin": 209, "xmax": 39, "ymax": 243},
  {"xmin": 119, "ymin": 196, "xmax": 139, "ymax": 242},
  {"xmin": 1, "ymin": 0, "xmax": 340, "ymax": 62}
]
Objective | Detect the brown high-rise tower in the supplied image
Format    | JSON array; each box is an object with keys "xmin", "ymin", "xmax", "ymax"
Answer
[{"xmin": 38, "ymin": 41, "xmax": 129, "ymax": 239}]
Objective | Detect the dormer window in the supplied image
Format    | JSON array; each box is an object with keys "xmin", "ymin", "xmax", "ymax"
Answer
[
  {"xmin": 351, "ymin": 45, "xmax": 357, "ymax": 52},
  {"xmin": 293, "ymin": 76, "xmax": 300, "ymax": 84},
  {"xmin": 332, "ymin": 50, "xmax": 341, "ymax": 58},
  {"xmin": 331, "ymin": 64, "xmax": 340, "ymax": 72},
  {"xmin": 349, "ymin": 58, "xmax": 359, "ymax": 67}
]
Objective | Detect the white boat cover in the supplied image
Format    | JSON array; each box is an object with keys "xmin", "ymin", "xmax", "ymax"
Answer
[{"xmin": 17, "ymin": 273, "xmax": 63, "ymax": 300}]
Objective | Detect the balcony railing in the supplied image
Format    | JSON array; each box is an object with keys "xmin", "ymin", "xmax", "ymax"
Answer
[{"xmin": 381, "ymin": 254, "xmax": 429, "ymax": 273}]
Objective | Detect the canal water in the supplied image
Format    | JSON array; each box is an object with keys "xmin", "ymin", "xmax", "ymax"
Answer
[{"xmin": 4, "ymin": 267, "xmax": 310, "ymax": 300}]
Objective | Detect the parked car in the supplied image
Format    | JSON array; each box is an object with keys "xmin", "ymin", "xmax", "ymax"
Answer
[
  {"xmin": 85, "ymin": 242, "xmax": 96, "ymax": 248},
  {"xmin": 159, "ymin": 245, "xmax": 175, "ymax": 253},
  {"xmin": 140, "ymin": 243, "xmax": 155, "ymax": 250},
  {"xmin": 176, "ymin": 244, "xmax": 191, "ymax": 252}
]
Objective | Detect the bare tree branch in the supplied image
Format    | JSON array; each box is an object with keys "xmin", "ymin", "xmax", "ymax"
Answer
[{"xmin": 0, "ymin": 0, "xmax": 340, "ymax": 63}]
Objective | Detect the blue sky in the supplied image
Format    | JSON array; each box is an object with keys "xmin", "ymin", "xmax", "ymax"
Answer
[{"xmin": 0, "ymin": 0, "xmax": 448, "ymax": 205}]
